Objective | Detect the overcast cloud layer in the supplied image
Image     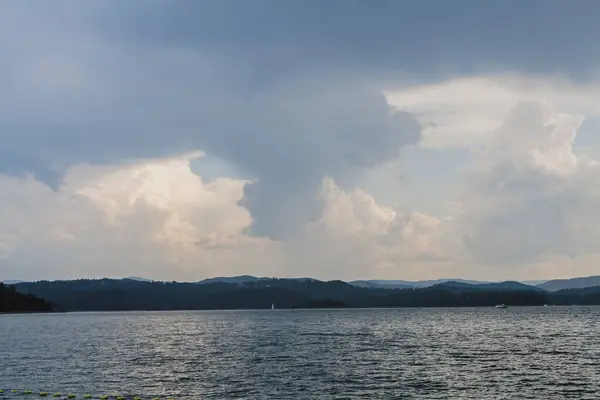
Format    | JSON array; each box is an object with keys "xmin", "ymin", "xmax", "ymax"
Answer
[{"xmin": 1, "ymin": 1, "xmax": 600, "ymax": 281}]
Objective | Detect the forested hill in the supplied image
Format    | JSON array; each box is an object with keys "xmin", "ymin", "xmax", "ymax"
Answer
[
  {"xmin": 0, "ymin": 283, "xmax": 52, "ymax": 313},
  {"xmin": 13, "ymin": 279, "xmax": 383, "ymax": 311},
  {"xmin": 11, "ymin": 278, "xmax": 600, "ymax": 312}
]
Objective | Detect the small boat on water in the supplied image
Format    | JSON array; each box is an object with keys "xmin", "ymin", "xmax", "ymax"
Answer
[
  {"xmin": 495, "ymin": 304, "xmax": 507, "ymax": 308},
  {"xmin": 271, "ymin": 301, "xmax": 275, "ymax": 310}
]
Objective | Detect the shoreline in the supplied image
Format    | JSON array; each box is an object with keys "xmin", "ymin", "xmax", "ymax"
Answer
[{"xmin": 3, "ymin": 304, "xmax": 596, "ymax": 314}]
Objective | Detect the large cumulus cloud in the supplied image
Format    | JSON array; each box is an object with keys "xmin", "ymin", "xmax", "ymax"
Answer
[
  {"xmin": 0, "ymin": 153, "xmax": 276, "ymax": 281},
  {"xmin": 0, "ymin": 154, "xmax": 448, "ymax": 281},
  {"xmin": 2, "ymin": 2, "xmax": 600, "ymax": 280},
  {"xmin": 2, "ymin": 1, "xmax": 600, "ymax": 238},
  {"xmin": 460, "ymin": 101, "xmax": 600, "ymax": 270},
  {"xmin": 0, "ymin": 2, "xmax": 424, "ymax": 239},
  {"xmin": 386, "ymin": 76, "xmax": 600, "ymax": 278},
  {"xmin": 3, "ymin": 77, "xmax": 600, "ymax": 281}
]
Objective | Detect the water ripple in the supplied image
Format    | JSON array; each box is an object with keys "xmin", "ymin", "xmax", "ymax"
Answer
[{"xmin": 1, "ymin": 307, "xmax": 600, "ymax": 399}]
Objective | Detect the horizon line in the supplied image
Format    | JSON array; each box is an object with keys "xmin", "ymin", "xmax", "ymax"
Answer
[{"xmin": 4, "ymin": 274, "xmax": 600, "ymax": 284}]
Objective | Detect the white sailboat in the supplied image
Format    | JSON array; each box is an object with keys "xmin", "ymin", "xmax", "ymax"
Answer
[{"xmin": 271, "ymin": 301, "xmax": 275, "ymax": 310}]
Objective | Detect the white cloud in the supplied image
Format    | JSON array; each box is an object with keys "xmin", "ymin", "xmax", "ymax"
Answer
[
  {"xmin": 288, "ymin": 178, "xmax": 458, "ymax": 280},
  {"xmin": 4, "ymin": 73, "xmax": 600, "ymax": 282},
  {"xmin": 0, "ymin": 155, "xmax": 452, "ymax": 281},
  {"xmin": 0, "ymin": 152, "xmax": 278, "ymax": 281},
  {"xmin": 2, "ymin": 2, "xmax": 600, "ymax": 282},
  {"xmin": 458, "ymin": 100, "xmax": 600, "ymax": 273},
  {"xmin": 386, "ymin": 73, "xmax": 600, "ymax": 149},
  {"xmin": 73, "ymin": 151, "xmax": 252, "ymax": 243},
  {"xmin": 382, "ymin": 74, "xmax": 600, "ymax": 279}
]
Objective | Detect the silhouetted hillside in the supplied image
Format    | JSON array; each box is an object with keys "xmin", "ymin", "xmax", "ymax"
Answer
[
  {"xmin": 537, "ymin": 276, "xmax": 600, "ymax": 291},
  {"xmin": 14, "ymin": 278, "xmax": 382, "ymax": 311},
  {"xmin": 381, "ymin": 286, "xmax": 547, "ymax": 307},
  {"xmin": 548, "ymin": 286, "xmax": 600, "ymax": 305},
  {"xmin": 474, "ymin": 281, "xmax": 544, "ymax": 291},
  {"xmin": 2, "ymin": 280, "xmax": 25, "ymax": 285},
  {"xmin": 198, "ymin": 276, "xmax": 318, "ymax": 285},
  {"xmin": 350, "ymin": 278, "xmax": 546, "ymax": 289},
  {"xmin": 123, "ymin": 276, "xmax": 154, "ymax": 282},
  {"xmin": 350, "ymin": 280, "xmax": 413, "ymax": 289},
  {"xmin": 198, "ymin": 275, "xmax": 268, "ymax": 285},
  {"xmin": 0, "ymin": 283, "xmax": 52, "ymax": 312},
  {"xmin": 13, "ymin": 278, "xmax": 600, "ymax": 311},
  {"xmin": 353, "ymin": 278, "xmax": 495, "ymax": 288}
]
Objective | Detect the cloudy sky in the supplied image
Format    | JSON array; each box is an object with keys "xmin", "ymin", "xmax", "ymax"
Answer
[{"xmin": 2, "ymin": 0, "xmax": 600, "ymax": 282}]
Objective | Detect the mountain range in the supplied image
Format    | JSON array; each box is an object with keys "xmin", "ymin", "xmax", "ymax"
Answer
[
  {"xmin": 2, "ymin": 280, "xmax": 25, "ymax": 285},
  {"xmin": 197, "ymin": 276, "xmax": 318, "ymax": 285},
  {"xmin": 536, "ymin": 276, "xmax": 600, "ymax": 291},
  {"xmin": 350, "ymin": 278, "xmax": 549, "ymax": 289},
  {"xmin": 196, "ymin": 275, "xmax": 596, "ymax": 291},
  {"xmin": 8, "ymin": 276, "xmax": 600, "ymax": 312},
  {"xmin": 3, "ymin": 274, "xmax": 600, "ymax": 292},
  {"xmin": 193, "ymin": 275, "xmax": 600, "ymax": 291}
]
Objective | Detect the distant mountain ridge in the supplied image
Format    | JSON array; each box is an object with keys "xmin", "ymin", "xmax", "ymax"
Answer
[
  {"xmin": 123, "ymin": 276, "xmax": 154, "ymax": 282},
  {"xmin": 2, "ymin": 280, "xmax": 25, "ymax": 285},
  {"xmin": 349, "ymin": 278, "xmax": 547, "ymax": 289},
  {"xmin": 197, "ymin": 275, "xmax": 268, "ymax": 284},
  {"xmin": 431, "ymin": 280, "xmax": 546, "ymax": 293},
  {"xmin": 11, "ymin": 277, "xmax": 600, "ymax": 311},
  {"xmin": 197, "ymin": 276, "xmax": 551, "ymax": 289},
  {"xmin": 537, "ymin": 276, "xmax": 600, "ymax": 291},
  {"xmin": 197, "ymin": 276, "xmax": 318, "ymax": 285},
  {"xmin": 5, "ymin": 275, "xmax": 600, "ymax": 291}
]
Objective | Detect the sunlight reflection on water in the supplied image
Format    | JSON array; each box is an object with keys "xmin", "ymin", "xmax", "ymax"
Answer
[{"xmin": 1, "ymin": 307, "xmax": 599, "ymax": 399}]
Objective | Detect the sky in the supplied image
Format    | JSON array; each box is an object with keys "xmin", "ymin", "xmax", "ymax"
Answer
[{"xmin": 2, "ymin": 0, "xmax": 600, "ymax": 282}]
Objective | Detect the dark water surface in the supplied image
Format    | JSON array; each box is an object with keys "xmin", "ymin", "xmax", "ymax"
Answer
[{"xmin": 1, "ymin": 307, "xmax": 600, "ymax": 399}]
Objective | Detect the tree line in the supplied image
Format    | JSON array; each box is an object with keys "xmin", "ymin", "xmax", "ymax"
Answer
[
  {"xmin": 9, "ymin": 278, "xmax": 600, "ymax": 312},
  {"xmin": 0, "ymin": 282, "xmax": 52, "ymax": 312}
]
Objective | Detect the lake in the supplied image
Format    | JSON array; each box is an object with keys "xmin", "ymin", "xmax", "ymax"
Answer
[{"xmin": 1, "ymin": 307, "xmax": 599, "ymax": 399}]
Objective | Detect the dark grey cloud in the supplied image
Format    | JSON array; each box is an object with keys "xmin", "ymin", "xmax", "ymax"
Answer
[
  {"xmin": 1, "ymin": 1, "xmax": 598, "ymax": 239},
  {"xmin": 89, "ymin": 0, "xmax": 600, "ymax": 78},
  {"xmin": 225, "ymin": 78, "xmax": 420, "ymax": 238}
]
